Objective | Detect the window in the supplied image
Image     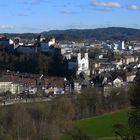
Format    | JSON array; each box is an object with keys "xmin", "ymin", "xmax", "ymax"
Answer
[{"xmin": 82, "ymin": 63, "xmax": 85, "ymax": 70}]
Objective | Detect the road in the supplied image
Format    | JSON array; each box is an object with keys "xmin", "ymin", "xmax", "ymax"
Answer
[{"xmin": 0, "ymin": 97, "xmax": 52, "ymax": 106}]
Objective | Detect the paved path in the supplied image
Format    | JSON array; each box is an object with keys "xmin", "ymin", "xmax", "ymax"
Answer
[
  {"xmin": 98, "ymin": 137, "xmax": 121, "ymax": 140},
  {"xmin": 0, "ymin": 97, "xmax": 52, "ymax": 106}
]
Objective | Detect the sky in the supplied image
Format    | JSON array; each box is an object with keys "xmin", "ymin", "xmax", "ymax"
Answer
[{"xmin": 0, "ymin": 0, "xmax": 140, "ymax": 33}]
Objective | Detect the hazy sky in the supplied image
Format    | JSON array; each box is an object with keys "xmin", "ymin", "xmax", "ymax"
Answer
[{"xmin": 0, "ymin": 0, "xmax": 140, "ymax": 33}]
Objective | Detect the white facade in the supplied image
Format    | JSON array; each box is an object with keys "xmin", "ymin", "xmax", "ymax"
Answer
[
  {"xmin": 113, "ymin": 78, "xmax": 124, "ymax": 87},
  {"xmin": 77, "ymin": 53, "xmax": 90, "ymax": 76},
  {"xmin": 122, "ymin": 41, "xmax": 125, "ymax": 50},
  {"xmin": 65, "ymin": 54, "xmax": 71, "ymax": 60},
  {"xmin": 29, "ymin": 87, "xmax": 37, "ymax": 95},
  {"xmin": 0, "ymin": 82, "xmax": 11, "ymax": 93},
  {"xmin": 48, "ymin": 38, "xmax": 55, "ymax": 47},
  {"xmin": 74, "ymin": 82, "xmax": 81, "ymax": 93}
]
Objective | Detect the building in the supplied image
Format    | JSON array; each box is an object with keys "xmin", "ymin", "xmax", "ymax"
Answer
[
  {"xmin": 0, "ymin": 82, "xmax": 23, "ymax": 94},
  {"xmin": 77, "ymin": 52, "xmax": 90, "ymax": 76},
  {"xmin": 74, "ymin": 82, "xmax": 82, "ymax": 93},
  {"xmin": 113, "ymin": 77, "xmax": 124, "ymax": 87},
  {"xmin": 0, "ymin": 35, "xmax": 10, "ymax": 50},
  {"xmin": 0, "ymin": 71, "xmax": 65, "ymax": 95},
  {"xmin": 122, "ymin": 55, "xmax": 139, "ymax": 65},
  {"xmin": 126, "ymin": 74, "xmax": 136, "ymax": 83},
  {"xmin": 48, "ymin": 38, "xmax": 55, "ymax": 47}
]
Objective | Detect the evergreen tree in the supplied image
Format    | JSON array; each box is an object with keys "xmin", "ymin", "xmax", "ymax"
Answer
[{"xmin": 128, "ymin": 69, "xmax": 140, "ymax": 140}]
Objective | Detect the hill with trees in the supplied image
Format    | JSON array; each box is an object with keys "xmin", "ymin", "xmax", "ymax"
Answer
[{"xmin": 4, "ymin": 27, "xmax": 140, "ymax": 41}]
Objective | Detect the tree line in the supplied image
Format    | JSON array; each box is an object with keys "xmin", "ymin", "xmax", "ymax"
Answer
[{"xmin": 5, "ymin": 27, "xmax": 140, "ymax": 41}]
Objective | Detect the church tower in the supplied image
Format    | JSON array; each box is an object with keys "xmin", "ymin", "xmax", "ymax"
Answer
[
  {"xmin": 122, "ymin": 41, "xmax": 125, "ymax": 50},
  {"xmin": 77, "ymin": 52, "xmax": 90, "ymax": 76}
]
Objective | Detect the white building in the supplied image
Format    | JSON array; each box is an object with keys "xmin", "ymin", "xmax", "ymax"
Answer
[
  {"xmin": 113, "ymin": 78, "xmax": 124, "ymax": 87},
  {"xmin": 29, "ymin": 87, "xmax": 37, "ymax": 95},
  {"xmin": 122, "ymin": 41, "xmax": 125, "ymax": 50},
  {"xmin": 77, "ymin": 53, "xmax": 90, "ymax": 76},
  {"xmin": 74, "ymin": 82, "xmax": 82, "ymax": 93},
  {"xmin": 48, "ymin": 38, "xmax": 55, "ymax": 47}
]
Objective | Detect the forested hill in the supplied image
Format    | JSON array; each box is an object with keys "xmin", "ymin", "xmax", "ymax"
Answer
[{"xmin": 4, "ymin": 27, "xmax": 140, "ymax": 41}]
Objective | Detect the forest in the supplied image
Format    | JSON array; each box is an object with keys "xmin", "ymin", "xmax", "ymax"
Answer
[{"xmin": 0, "ymin": 51, "xmax": 66, "ymax": 76}]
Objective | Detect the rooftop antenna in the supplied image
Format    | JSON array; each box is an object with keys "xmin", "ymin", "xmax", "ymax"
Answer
[{"xmin": 40, "ymin": 74, "xmax": 44, "ymax": 79}]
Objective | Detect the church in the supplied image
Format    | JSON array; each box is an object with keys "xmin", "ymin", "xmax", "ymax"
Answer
[
  {"xmin": 67, "ymin": 51, "xmax": 90, "ymax": 76},
  {"xmin": 77, "ymin": 52, "xmax": 90, "ymax": 76}
]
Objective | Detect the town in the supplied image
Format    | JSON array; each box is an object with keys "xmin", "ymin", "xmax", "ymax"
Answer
[
  {"xmin": 1, "ymin": 0, "xmax": 140, "ymax": 139},
  {"xmin": 0, "ymin": 33, "xmax": 140, "ymax": 105}
]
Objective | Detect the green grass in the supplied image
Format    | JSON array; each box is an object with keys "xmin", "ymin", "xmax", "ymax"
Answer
[{"xmin": 63, "ymin": 110, "xmax": 129, "ymax": 140}]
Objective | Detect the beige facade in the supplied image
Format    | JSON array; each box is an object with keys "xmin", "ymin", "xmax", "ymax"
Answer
[
  {"xmin": 0, "ymin": 82, "xmax": 23, "ymax": 94},
  {"xmin": 113, "ymin": 78, "xmax": 124, "ymax": 87},
  {"xmin": 122, "ymin": 56, "xmax": 138, "ymax": 65},
  {"xmin": 126, "ymin": 75, "xmax": 136, "ymax": 82}
]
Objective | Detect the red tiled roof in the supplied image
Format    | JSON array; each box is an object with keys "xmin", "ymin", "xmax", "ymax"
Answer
[{"xmin": 0, "ymin": 71, "xmax": 64, "ymax": 88}]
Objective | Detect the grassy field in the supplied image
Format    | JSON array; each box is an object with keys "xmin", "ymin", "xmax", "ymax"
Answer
[{"xmin": 63, "ymin": 110, "xmax": 129, "ymax": 140}]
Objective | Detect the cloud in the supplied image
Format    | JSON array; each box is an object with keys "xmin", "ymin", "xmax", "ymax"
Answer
[
  {"xmin": 21, "ymin": 0, "xmax": 49, "ymax": 5},
  {"xmin": 21, "ymin": 0, "xmax": 30, "ymax": 5},
  {"xmin": 0, "ymin": 25, "xmax": 14, "ymax": 29},
  {"xmin": 95, "ymin": 7, "xmax": 113, "ymax": 12},
  {"xmin": 0, "ymin": 4, "xmax": 8, "ymax": 7},
  {"xmin": 61, "ymin": 10, "xmax": 78, "ymax": 14},
  {"xmin": 31, "ymin": 0, "xmax": 46, "ymax": 4},
  {"xmin": 128, "ymin": 5, "xmax": 140, "ymax": 11},
  {"xmin": 91, "ymin": 0, "xmax": 121, "ymax": 9},
  {"xmin": 18, "ymin": 13, "xmax": 28, "ymax": 16}
]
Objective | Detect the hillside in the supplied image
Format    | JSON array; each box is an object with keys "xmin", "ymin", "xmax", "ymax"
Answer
[
  {"xmin": 4, "ymin": 27, "xmax": 140, "ymax": 41},
  {"xmin": 43, "ymin": 27, "xmax": 140, "ymax": 41},
  {"xmin": 63, "ymin": 110, "xmax": 128, "ymax": 140}
]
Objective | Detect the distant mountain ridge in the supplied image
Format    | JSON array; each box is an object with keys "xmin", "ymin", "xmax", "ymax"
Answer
[{"xmin": 4, "ymin": 27, "xmax": 140, "ymax": 41}]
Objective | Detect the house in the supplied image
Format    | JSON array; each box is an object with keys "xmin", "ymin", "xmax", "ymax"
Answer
[
  {"xmin": 97, "ymin": 63, "xmax": 116, "ymax": 74},
  {"xmin": 48, "ymin": 38, "xmax": 55, "ymax": 47},
  {"xmin": 28, "ymin": 87, "xmax": 37, "ymax": 95},
  {"xmin": 74, "ymin": 82, "xmax": 82, "ymax": 93},
  {"xmin": 0, "ymin": 35, "xmax": 10, "ymax": 50},
  {"xmin": 126, "ymin": 75, "xmax": 136, "ymax": 83},
  {"xmin": 122, "ymin": 55, "xmax": 138, "ymax": 65},
  {"xmin": 113, "ymin": 77, "xmax": 124, "ymax": 87},
  {"xmin": 104, "ymin": 83, "xmax": 113, "ymax": 97},
  {"xmin": 15, "ymin": 45, "xmax": 38, "ymax": 54},
  {"xmin": 11, "ymin": 36, "xmax": 59, "ymax": 55},
  {"xmin": 0, "ymin": 82, "xmax": 23, "ymax": 94},
  {"xmin": 0, "ymin": 71, "xmax": 65, "ymax": 95},
  {"xmin": 73, "ymin": 73, "xmax": 90, "ymax": 93}
]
